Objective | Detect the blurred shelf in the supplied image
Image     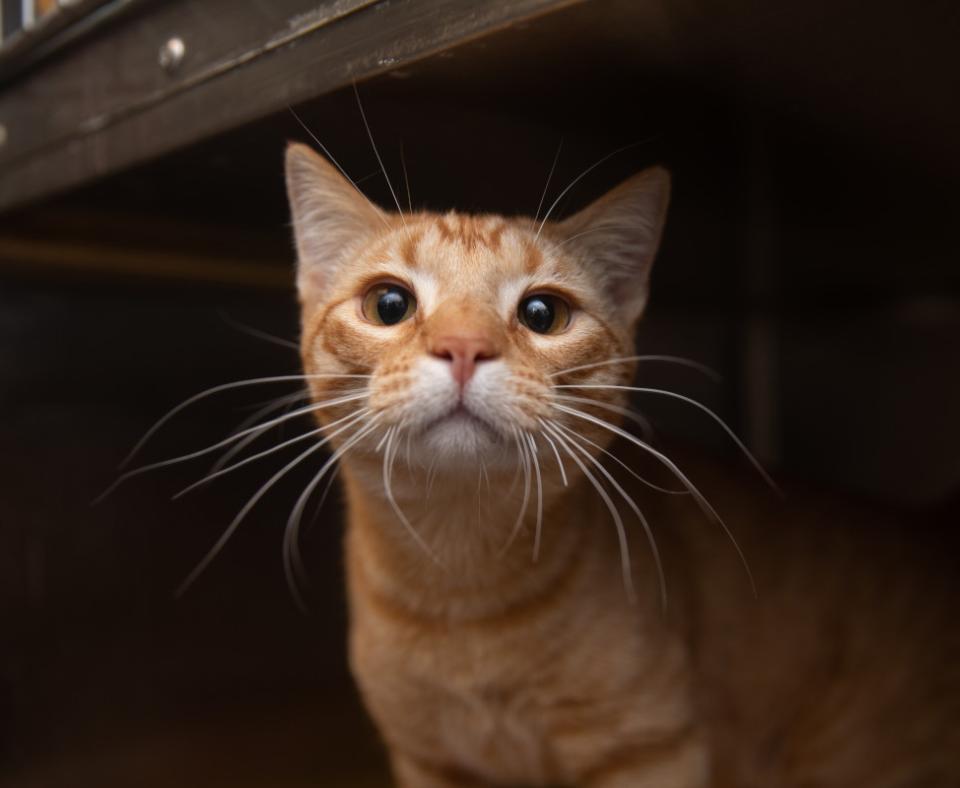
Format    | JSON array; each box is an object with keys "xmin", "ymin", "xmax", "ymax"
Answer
[{"xmin": 0, "ymin": 0, "xmax": 581, "ymax": 212}]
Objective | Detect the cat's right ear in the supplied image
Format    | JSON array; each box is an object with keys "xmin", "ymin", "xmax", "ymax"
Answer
[
  {"xmin": 285, "ymin": 142, "xmax": 386, "ymax": 305},
  {"xmin": 556, "ymin": 166, "xmax": 671, "ymax": 325}
]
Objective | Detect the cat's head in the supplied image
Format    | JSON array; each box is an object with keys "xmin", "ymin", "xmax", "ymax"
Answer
[{"xmin": 285, "ymin": 143, "xmax": 669, "ymax": 469}]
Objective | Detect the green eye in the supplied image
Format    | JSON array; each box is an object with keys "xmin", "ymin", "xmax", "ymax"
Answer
[
  {"xmin": 362, "ymin": 284, "xmax": 417, "ymax": 326},
  {"xmin": 518, "ymin": 294, "xmax": 571, "ymax": 335}
]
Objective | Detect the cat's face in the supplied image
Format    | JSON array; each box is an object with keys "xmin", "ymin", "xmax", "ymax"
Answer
[{"xmin": 286, "ymin": 144, "xmax": 669, "ymax": 468}]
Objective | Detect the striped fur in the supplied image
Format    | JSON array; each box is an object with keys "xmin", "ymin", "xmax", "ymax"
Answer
[{"xmin": 285, "ymin": 143, "xmax": 959, "ymax": 787}]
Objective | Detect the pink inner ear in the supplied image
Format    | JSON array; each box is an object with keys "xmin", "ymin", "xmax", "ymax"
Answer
[
  {"xmin": 556, "ymin": 167, "xmax": 671, "ymax": 322},
  {"xmin": 285, "ymin": 143, "xmax": 387, "ymax": 305}
]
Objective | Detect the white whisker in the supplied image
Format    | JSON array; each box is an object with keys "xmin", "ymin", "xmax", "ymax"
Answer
[
  {"xmin": 424, "ymin": 455, "xmax": 439, "ymax": 499},
  {"xmin": 535, "ymin": 140, "xmax": 645, "ymax": 241},
  {"xmin": 399, "ymin": 142, "xmax": 413, "ymax": 213},
  {"xmin": 541, "ymin": 420, "xmax": 636, "ymax": 604},
  {"xmin": 554, "ymin": 384, "xmax": 779, "ymax": 494},
  {"xmin": 546, "ymin": 419, "xmax": 666, "ymax": 611},
  {"xmin": 220, "ymin": 389, "xmax": 308, "ymax": 445},
  {"xmin": 504, "ymin": 433, "xmax": 526, "ymax": 498},
  {"xmin": 383, "ymin": 426, "xmax": 438, "ymax": 563},
  {"xmin": 551, "ymin": 226, "xmax": 610, "ymax": 251},
  {"xmin": 283, "ymin": 418, "xmax": 380, "ymax": 612},
  {"xmin": 551, "ymin": 420, "xmax": 686, "ymax": 496},
  {"xmin": 540, "ymin": 429, "xmax": 568, "ymax": 487},
  {"xmin": 479, "ymin": 455, "xmax": 491, "ymax": 491},
  {"xmin": 552, "ymin": 392, "xmax": 655, "ymax": 439},
  {"xmin": 499, "ymin": 429, "xmax": 532, "ymax": 557},
  {"xmin": 404, "ymin": 428, "xmax": 414, "ymax": 475},
  {"xmin": 549, "ymin": 354, "xmax": 720, "ymax": 383},
  {"xmin": 287, "ymin": 105, "xmax": 393, "ymax": 232},
  {"xmin": 304, "ymin": 464, "xmax": 341, "ymax": 541},
  {"xmin": 207, "ymin": 428, "xmax": 272, "ymax": 480},
  {"xmin": 534, "ymin": 137, "xmax": 563, "ymax": 224},
  {"xmin": 476, "ymin": 464, "xmax": 485, "ymax": 527},
  {"xmin": 95, "ymin": 391, "xmax": 368, "ymax": 503},
  {"xmin": 353, "ymin": 82, "xmax": 408, "ymax": 228},
  {"xmin": 175, "ymin": 413, "xmax": 371, "ymax": 599},
  {"xmin": 173, "ymin": 408, "xmax": 369, "ymax": 499},
  {"xmin": 553, "ymin": 403, "xmax": 756, "ymax": 597},
  {"xmin": 118, "ymin": 372, "xmax": 370, "ymax": 470},
  {"xmin": 525, "ymin": 433, "xmax": 544, "ymax": 561},
  {"xmin": 217, "ymin": 310, "xmax": 300, "ymax": 351},
  {"xmin": 206, "ymin": 390, "xmax": 310, "ymax": 476}
]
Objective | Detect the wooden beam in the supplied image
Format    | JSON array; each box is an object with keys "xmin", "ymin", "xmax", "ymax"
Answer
[{"xmin": 0, "ymin": 0, "xmax": 582, "ymax": 212}]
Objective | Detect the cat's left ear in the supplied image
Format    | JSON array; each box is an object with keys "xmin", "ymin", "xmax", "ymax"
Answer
[
  {"xmin": 557, "ymin": 167, "xmax": 671, "ymax": 324},
  {"xmin": 285, "ymin": 142, "xmax": 387, "ymax": 307}
]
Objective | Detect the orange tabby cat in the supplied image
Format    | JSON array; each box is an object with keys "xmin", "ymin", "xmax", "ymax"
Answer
[{"xmin": 285, "ymin": 142, "xmax": 959, "ymax": 787}]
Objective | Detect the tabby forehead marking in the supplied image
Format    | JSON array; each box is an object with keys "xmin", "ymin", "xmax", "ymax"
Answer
[{"xmin": 398, "ymin": 227, "xmax": 424, "ymax": 269}]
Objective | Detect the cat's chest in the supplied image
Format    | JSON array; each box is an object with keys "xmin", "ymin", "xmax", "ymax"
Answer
[
  {"xmin": 353, "ymin": 622, "xmax": 568, "ymax": 784},
  {"xmin": 427, "ymin": 667, "xmax": 557, "ymax": 784},
  {"xmin": 348, "ymin": 584, "xmax": 665, "ymax": 785}
]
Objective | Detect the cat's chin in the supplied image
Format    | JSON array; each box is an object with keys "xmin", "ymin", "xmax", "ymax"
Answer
[{"xmin": 416, "ymin": 409, "xmax": 505, "ymax": 461}]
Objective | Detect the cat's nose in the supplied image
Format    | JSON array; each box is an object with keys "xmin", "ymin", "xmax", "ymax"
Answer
[{"xmin": 428, "ymin": 335, "xmax": 499, "ymax": 388}]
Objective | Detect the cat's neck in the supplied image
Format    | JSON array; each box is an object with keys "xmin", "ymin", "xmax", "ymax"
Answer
[{"xmin": 339, "ymin": 455, "xmax": 601, "ymax": 622}]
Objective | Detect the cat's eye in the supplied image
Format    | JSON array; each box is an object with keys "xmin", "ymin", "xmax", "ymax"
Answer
[
  {"xmin": 518, "ymin": 294, "xmax": 571, "ymax": 335},
  {"xmin": 362, "ymin": 283, "xmax": 417, "ymax": 326}
]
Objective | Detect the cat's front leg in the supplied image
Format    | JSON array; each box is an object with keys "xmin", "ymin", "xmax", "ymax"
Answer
[
  {"xmin": 389, "ymin": 751, "xmax": 493, "ymax": 788},
  {"xmin": 579, "ymin": 731, "xmax": 711, "ymax": 788}
]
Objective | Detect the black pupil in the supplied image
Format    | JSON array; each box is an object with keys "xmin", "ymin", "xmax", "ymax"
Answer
[
  {"xmin": 522, "ymin": 297, "xmax": 555, "ymax": 333},
  {"xmin": 377, "ymin": 287, "xmax": 409, "ymax": 325}
]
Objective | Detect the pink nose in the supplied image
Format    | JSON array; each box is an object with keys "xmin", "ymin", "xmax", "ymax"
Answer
[{"xmin": 428, "ymin": 335, "xmax": 499, "ymax": 388}]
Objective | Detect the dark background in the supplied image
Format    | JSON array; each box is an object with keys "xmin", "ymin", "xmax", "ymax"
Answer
[{"xmin": 1, "ymin": 0, "xmax": 959, "ymax": 785}]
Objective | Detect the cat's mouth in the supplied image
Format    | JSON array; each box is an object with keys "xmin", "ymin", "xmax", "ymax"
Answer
[{"xmin": 422, "ymin": 404, "xmax": 500, "ymax": 440}]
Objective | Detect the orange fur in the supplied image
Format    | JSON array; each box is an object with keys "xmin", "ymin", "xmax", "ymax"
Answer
[{"xmin": 285, "ymin": 142, "xmax": 959, "ymax": 787}]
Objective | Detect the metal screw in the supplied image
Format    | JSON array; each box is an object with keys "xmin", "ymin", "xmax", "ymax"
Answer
[
  {"xmin": 0, "ymin": 124, "xmax": 7, "ymax": 149},
  {"xmin": 158, "ymin": 37, "xmax": 186, "ymax": 73}
]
